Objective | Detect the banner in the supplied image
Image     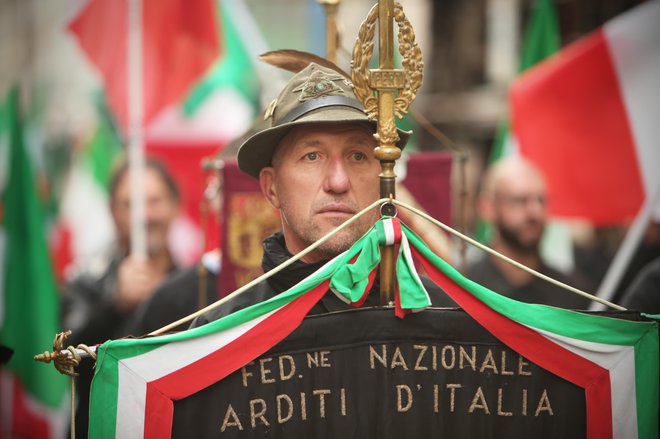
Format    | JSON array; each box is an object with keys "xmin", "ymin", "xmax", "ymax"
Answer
[
  {"xmin": 172, "ymin": 307, "xmax": 591, "ymax": 437},
  {"xmin": 89, "ymin": 217, "xmax": 658, "ymax": 439},
  {"xmin": 219, "ymin": 159, "xmax": 280, "ymax": 296}
]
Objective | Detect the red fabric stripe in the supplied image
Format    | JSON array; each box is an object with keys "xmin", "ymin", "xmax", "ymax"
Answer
[
  {"xmin": 511, "ymin": 29, "xmax": 643, "ymax": 225},
  {"xmin": 351, "ymin": 266, "xmax": 378, "ymax": 308},
  {"xmin": 142, "ymin": 281, "xmax": 329, "ymax": 435},
  {"xmin": 410, "ymin": 246, "xmax": 613, "ymax": 439},
  {"xmin": 8, "ymin": 377, "xmax": 51, "ymax": 439},
  {"xmin": 394, "ymin": 284, "xmax": 410, "ymax": 319},
  {"xmin": 143, "ymin": 385, "xmax": 173, "ymax": 439},
  {"xmin": 391, "ymin": 218, "xmax": 402, "ymax": 243}
]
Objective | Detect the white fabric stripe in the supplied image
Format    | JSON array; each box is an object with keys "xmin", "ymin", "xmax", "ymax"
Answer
[
  {"xmin": 400, "ymin": 232, "xmax": 430, "ymax": 308},
  {"xmin": 604, "ymin": 0, "xmax": 660, "ymax": 200},
  {"xmin": 116, "ymin": 363, "xmax": 147, "ymax": 439},
  {"xmin": 529, "ymin": 326, "xmax": 638, "ymax": 439},
  {"xmin": 121, "ymin": 310, "xmax": 276, "ymax": 382},
  {"xmin": 115, "ymin": 309, "xmax": 279, "ymax": 436},
  {"xmin": 383, "ymin": 219, "xmax": 395, "ymax": 246},
  {"xmin": 115, "ymin": 253, "xmax": 341, "ymax": 437}
]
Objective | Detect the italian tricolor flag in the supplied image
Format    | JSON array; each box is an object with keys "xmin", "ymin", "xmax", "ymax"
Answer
[
  {"xmin": 89, "ymin": 218, "xmax": 658, "ymax": 438},
  {"xmin": 511, "ymin": 0, "xmax": 660, "ymax": 224},
  {"xmin": 1, "ymin": 89, "xmax": 68, "ymax": 438}
]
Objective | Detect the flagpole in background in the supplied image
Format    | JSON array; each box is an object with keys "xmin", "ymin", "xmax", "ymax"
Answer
[
  {"xmin": 319, "ymin": 0, "xmax": 340, "ymax": 64},
  {"xmin": 127, "ymin": 0, "xmax": 146, "ymax": 259},
  {"xmin": 592, "ymin": 185, "xmax": 660, "ymax": 310}
]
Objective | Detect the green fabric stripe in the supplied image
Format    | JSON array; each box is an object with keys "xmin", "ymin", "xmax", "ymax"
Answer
[
  {"xmin": 183, "ymin": 0, "xmax": 259, "ymax": 116},
  {"xmin": 518, "ymin": 0, "xmax": 560, "ymax": 72},
  {"xmin": 329, "ymin": 227, "xmax": 381, "ymax": 303},
  {"xmin": 88, "ymin": 345, "xmax": 120, "ymax": 439},
  {"xmin": 0, "ymin": 88, "xmax": 67, "ymax": 408},
  {"xmin": 396, "ymin": 235, "xmax": 431, "ymax": 310},
  {"xmin": 634, "ymin": 328, "xmax": 660, "ymax": 438}
]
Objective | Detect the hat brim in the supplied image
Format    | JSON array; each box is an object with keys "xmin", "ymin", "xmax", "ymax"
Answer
[{"xmin": 237, "ymin": 106, "xmax": 411, "ymax": 179}]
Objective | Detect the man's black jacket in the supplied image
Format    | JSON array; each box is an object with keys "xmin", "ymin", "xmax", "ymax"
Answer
[{"xmin": 192, "ymin": 232, "xmax": 457, "ymax": 327}]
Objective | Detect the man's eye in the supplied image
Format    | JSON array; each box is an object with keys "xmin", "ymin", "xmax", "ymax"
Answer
[
  {"xmin": 304, "ymin": 152, "xmax": 318, "ymax": 161},
  {"xmin": 353, "ymin": 152, "xmax": 366, "ymax": 161}
]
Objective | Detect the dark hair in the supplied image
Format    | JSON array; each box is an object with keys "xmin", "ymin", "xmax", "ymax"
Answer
[{"xmin": 109, "ymin": 156, "xmax": 180, "ymax": 203}]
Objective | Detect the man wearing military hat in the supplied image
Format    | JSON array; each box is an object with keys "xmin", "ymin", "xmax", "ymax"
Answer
[{"xmin": 193, "ymin": 63, "xmax": 455, "ymax": 325}]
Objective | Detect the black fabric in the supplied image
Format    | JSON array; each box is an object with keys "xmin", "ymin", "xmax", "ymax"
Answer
[
  {"xmin": 621, "ymin": 257, "xmax": 660, "ymax": 314},
  {"xmin": 62, "ymin": 256, "xmax": 126, "ymax": 347},
  {"xmin": 174, "ymin": 308, "xmax": 594, "ymax": 438},
  {"xmin": 465, "ymin": 256, "xmax": 592, "ymax": 309},
  {"xmin": 192, "ymin": 232, "xmax": 458, "ymax": 327}
]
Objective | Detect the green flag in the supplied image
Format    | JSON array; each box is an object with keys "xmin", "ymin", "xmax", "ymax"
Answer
[
  {"xmin": 490, "ymin": 0, "xmax": 560, "ymax": 163},
  {"xmin": 478, "ymin": 0, "xmax": 560, "ymax": 242},
  {"xmin": 0, "ymin": 87, "xmax": 67, "ymax": 435}
]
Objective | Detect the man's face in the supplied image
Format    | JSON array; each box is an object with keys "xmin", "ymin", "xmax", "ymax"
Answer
[
  {"xmin": 111, "ymin": 168, "xmax": 179, "ymax": 256},
  {"xmin": 492, "ymin": 170, "xmax": 547, "ymax": 253},
  {"xmin": 259, "ymin": 123, "xmax": 381, "ymax": 262}
]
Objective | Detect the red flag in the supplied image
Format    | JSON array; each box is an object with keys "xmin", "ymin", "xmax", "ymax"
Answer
[
  {"xmin": 146, "ymin": 142, "xmax": 221, "ymax": 264},
  {"xmin": 69, "ymin": 0, "xmax": 220, "ymax": 132},
  {"xmin": 510, "ymin": 1, "xmax": 660, "ymax": 225}
]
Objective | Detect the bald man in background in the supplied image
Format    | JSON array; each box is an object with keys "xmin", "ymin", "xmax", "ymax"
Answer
[{"xmin": 466, "ymin": 156, "xmax": 592, "ymax": 309}]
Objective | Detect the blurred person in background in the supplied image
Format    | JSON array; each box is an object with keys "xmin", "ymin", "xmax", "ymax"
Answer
[
  {"xmin": 61, "ymin": 156, "xmax": 181, "ymax": 438},
  {"xmin": 127, "ymin": 119, "xmax": 267, "ymax": 336},
  {"xmin": 128, "ymin": 157, "xmax": 225, "ymax": 335},
  {"xmin": 466, "ymin": 156, "xmax": 592, "ymax": 309}
]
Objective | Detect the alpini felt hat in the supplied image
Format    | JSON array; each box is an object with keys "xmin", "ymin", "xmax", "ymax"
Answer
[{"xmin": 237, "ymin": 62, "xmax": 410, "ymax": 178}]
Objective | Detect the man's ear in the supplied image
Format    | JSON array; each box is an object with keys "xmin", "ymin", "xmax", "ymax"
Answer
[{"xmin": 259, "ymin": 167, "xmax": 280, "ymax": 209}]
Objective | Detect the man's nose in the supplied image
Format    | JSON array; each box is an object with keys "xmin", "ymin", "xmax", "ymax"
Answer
[
  {"xmin": 527, "ymin": 195, "xmax": 546, "ymax": 217},
  {"xmin": 144, "ymin": 198, "xmax": 162, "ymax": 221},
  {"xmin": 323, "ymin": 158, "xmax": 351, "ymax": 194}
]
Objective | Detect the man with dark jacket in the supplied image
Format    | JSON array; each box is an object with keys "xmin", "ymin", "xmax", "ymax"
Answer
[
  {"xmin": 192, "ymin": 63, "xmax": 456, "ymax": 327},
  {"xmin": 466, "ymin": 156, "xmax": 592, "ymax": 308},
  {"xmin": 61, "ymin": 157, "xmax": 180, "ymax": 438}
]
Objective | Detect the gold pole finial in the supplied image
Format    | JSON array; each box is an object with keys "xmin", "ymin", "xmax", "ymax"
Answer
[
  {"xmin": 34, "ymin": 330, "xmax": 97, "ymax": 376},
  {"xmin": 351, "ymin": 0, "xmax": 424, "ymax": 304}
]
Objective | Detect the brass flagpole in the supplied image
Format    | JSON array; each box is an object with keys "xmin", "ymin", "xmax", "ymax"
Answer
[{"xmin": 352, "ymin": 0, "xmax": 423, "ymax": 304}]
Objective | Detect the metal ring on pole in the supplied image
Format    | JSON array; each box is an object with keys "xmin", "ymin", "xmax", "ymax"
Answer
[{"xmin": 380, "ymin": 195, "xmax": 398, "ymax": 218}]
